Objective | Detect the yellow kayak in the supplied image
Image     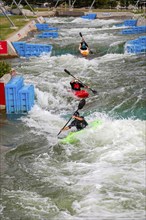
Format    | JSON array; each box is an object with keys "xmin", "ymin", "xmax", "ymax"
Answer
[{"xmin": 80, "ymin": 49, "xmax": 90, "ymax": 57}]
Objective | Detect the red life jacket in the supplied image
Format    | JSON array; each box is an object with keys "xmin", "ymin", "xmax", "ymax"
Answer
[{"xmin": 73, "ymin": 83, "xmax": 80, "ymax": 89}]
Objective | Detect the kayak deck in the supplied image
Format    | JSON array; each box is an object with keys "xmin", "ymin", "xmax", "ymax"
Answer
[
  {"xmin": 60, "ymin": 119, "xmax": 102, "ymax": 144},
  {"xmin": 73, "ymin": 90, "xmax": 89, "ymax": 98}
]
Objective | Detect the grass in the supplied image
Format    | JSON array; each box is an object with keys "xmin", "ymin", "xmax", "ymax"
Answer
[{"xmin": 0, "ymin": 15, "xmax": 34, "ymax": 40}]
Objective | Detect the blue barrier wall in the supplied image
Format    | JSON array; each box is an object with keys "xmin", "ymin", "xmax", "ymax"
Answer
[
  {"xmin": 5, "ymin": 76, "xmax": 34, "ymax": 114},
  {"xmin": 116, "ymin": 19, "xmax": 137, "ymax": 27},
  {"xmin": 12, "ymin": 42, "xmax": 53, "ymax": 58},
  {"xmin": 37, "ymin": 32, "xmax": 59, "ymax": 38},
  {"xmin": 81, "ymin": 13, "xmax": 96, "ymax": 20},
  {"xmin": 5, "ymin": 76, "xmax": 24, "ymax": 113},
  {"xmin": 36, "ymin": 23, "xmax": 58, "ymax": 31},
  {"xmin": 124, "ymin": 36, "xmax": 146, "ymax": 54},
  {"xmin": 120, "ymin": 26, "xmax": 146, "ymax": 35},
  {"xmin": 19, "ymin": 85, "xmax": 34, "ymax": 112}
]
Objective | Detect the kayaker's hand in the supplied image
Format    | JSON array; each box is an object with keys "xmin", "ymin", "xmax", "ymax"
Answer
[{"xmin": 62, "ymin": 126, "xmax": 70, "ymax": 131}]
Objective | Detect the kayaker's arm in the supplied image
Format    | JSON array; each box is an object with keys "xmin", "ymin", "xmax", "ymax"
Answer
[
  {"xmin": 72, "ymin": 115, "xmax": 84, "ymax": 121},
  {"xmin": 79, "ymin": 43, "xmax": 81, "ymax": 50},
  {"xmin": 84, "ymin": 41, "xmax": 89, "ymax": 47},
  {"xmin": 61, "ymin": 119, "xmax": 76, "ymax": 131},
  {"xmin": 79, "ymin": 83, "xmax": 89, "ymax": 89}
]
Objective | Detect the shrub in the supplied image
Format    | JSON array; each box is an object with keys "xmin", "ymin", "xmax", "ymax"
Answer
[{"xmin": 0, "ymin": 61, "xmax": 11, "ymax": 78}]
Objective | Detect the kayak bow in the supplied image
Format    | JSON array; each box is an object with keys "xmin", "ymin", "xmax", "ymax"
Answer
[{"xmin": 80, "ymin": 49, "xmax": 90, "ymax": 57}]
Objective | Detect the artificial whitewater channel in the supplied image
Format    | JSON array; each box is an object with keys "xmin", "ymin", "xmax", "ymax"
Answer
[{"xmin": 0, "ymin": 16, "xmax": 145, "ymax": 220}]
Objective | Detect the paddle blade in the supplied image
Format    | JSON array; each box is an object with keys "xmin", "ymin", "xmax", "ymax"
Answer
[
  {"xmin": 90, "ymin": 50, "xmax": 94, "ymax": 54},
  {"xmin": 91, "ymin": 89, "xmax": 98, "ymax": 95},
  {"xmin": 64, "ymin": 69, "xmax": 70, "ymax": 75},
  {"xmin": 78, "ymin": 99, "xmax": 86, "ymax": 110},
  {"xmin": 79, "ymin": 32, "xmax": 82, "ymax": 37}
]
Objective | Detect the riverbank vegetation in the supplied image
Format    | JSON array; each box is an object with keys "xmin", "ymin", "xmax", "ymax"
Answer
[
  {"xmin": 0, "ymin": 61, "xmax": 11, "ymax": 78},
  {"xmin": 5, "ymin": 0, "xmax": 146, "ymax": 10}
]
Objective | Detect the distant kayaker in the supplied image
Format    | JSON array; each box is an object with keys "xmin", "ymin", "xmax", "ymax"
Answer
[
  {"xmin": 70, "ymin": 79, "xmax": 89, "ymax": 91},
  {"xmin": 62, "ymin": 111, "xmax": 88, "ymax": 131},
  {"xmin": 79, "ymin": 40, "xmax": 89, "ymax": 51}
]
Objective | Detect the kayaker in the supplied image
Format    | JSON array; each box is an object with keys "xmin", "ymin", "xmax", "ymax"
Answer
[
  {"xmin": 70, "ymin": 79, "xmax": 89, "ymax": 91},
  {"xmin": 79, "ymin": 40, "xmax": 89, "ymax": 51},
  {"xmin": 62, "ymin": 111, "xmax": 88, "ymax": 131}
]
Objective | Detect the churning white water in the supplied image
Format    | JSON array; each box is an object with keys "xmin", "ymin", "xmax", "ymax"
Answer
[{"xmin": 0, "ymin": 16, "xmax": 145, "ymax": 220}]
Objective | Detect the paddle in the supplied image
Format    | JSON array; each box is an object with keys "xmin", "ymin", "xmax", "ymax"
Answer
[
  {"xmin": 64, "ymin": 69, "xmax": 98, "ymax": 95},
  {"xmin": 57, "ymin": 99, "xmax": 86, "ymax": 136},
  {"xmin": 79, "ymin": 32, "xmax": 93, "ymax": 54}
]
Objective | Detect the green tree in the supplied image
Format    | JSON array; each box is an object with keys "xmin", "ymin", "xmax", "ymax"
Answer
[
  {"xmin": 119, "ymin": 0, "xmax": 126, "ymax": 7},
  {"xmin": 94, "ymin": 0, "xmax": 118, "ymax": 8},
  {"xmin": 5, "ymin": 0, "xmax": 130, "ymax": 8}
]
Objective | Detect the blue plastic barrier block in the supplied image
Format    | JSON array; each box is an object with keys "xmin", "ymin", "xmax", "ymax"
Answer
[
  {"xmin": 125, "ymin": 44, "xmax": 135, "ymax": 54},
  {"xmin": 43, "ymin": 45, "xmax": 53, "ymax": 53},
  {"xmin": 137, "ymin": 26, "xmax": 146, "ymax": 33},
  {"xmin": 40, "ymin": 44, "xmax": 52, "ymax": 52},
  {"xmin": 125, "ymin": 42, "xmax": 146, "ymax": 54},
  {"xmin": 139, "ymin": 36, "xmax": 146, "ymax": 45},
  {"xmin": 12, "ymin": 41, "xmax": 26, "ymax": 56},
  {"xmin": 125, "ymin": 35, "xmax": 146, "ymax": 54},
  {"xmin": 12, "ymin": 41, "xmax": 53, "ymax": 57},
  {"xmin": 25, "ymin": 43, "xmax": 36, "ymax": 53},
  {"xmin": 18, "ymin": 85, "xmax": 34, "ymax": 112},
  {"xmin": 36, "ymin": 23, "xmax": 50, "ymax": 31},
  {"xmin": 120, "ymin": 29, "xmax": 134, "ymax": 34},
  {"xmin": 124, "ymin": 19, "xmax": 137, "ymax": 26},
  {"xmin": 12, "ymin": 41, "xmax": 26, "ymax": 49},
  {"xmin": 115, "ymin": 23, "xmax": 123, "ymax": 27},
  {"xmin": 121, "ymin": 25, "xmax": 146, "ymax": 35},
  {"xmin": 81, "ymin": 14, "xmax": 96, "ymax": 20},
  {"xmin": 5, "ymin": 76, "xmax": 24, "ymax": 113},
  {"xmin": 82, "ymin": 13, "xmax": 96, "ymax": 20},
  {"xmin": 87, "ymin": 13, "xmax": 97, "ymax": 19},
  {"xmin": 133, "ymin": 40, "xmax": 139, "ymax": 44},
  {"xmin": 116, "ymin": 19, "xmax": 137, "ymax": 27},
  {"xmin": 37, "ymin": 32, "xmax": 58, "ymax": 38},
  {"xmin": 46, "ymin": 27, "xmax": 58, "ymax": 31},
  {"xmin": 36, "ymin": 23, "xmax": 58, "ymax": 31},
  {"xmin": 42, "ymin": 27, "xmax": 57, "ymax": 31},
  {"xmin": 81, "ymin": 15, "xmax": 87, "ymax": 18},
  {"xmin": 133, "ymin": 45, "xmax": 145, "ymax": 54},
  {"xmin": 24, "ymin": 43, "xmax": 52, "ymax": 57},
  {"xmin": 37, "ymin": 34, "xmax": 43, "ymax": 38}
]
